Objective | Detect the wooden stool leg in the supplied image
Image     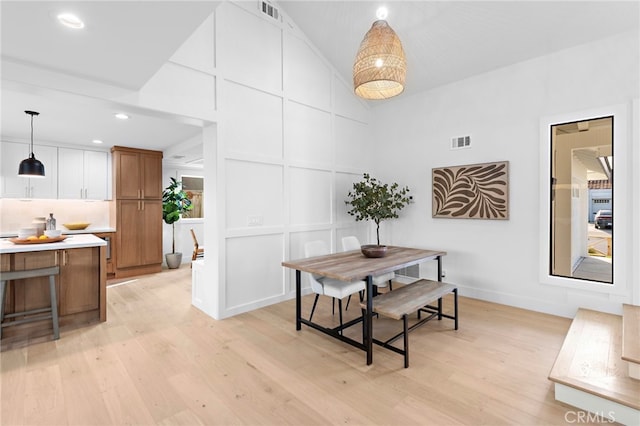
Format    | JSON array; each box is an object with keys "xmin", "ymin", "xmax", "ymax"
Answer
[
  {"xmin": 49, "ymin": 275, "xmax": 60, "ymax": 340},
  {"xmin": 0, "ymin": 280, "xmax": 6, "ymax": 340}
]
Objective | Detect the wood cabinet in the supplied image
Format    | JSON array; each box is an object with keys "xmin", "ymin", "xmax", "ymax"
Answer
[
  {"xmin": 112, "ymin": 147, "xmax": 162, "ymax": 199},
  {"xmin": 2, "ymin": 248, "xmax": 101, "ymax": 317},
  {"xmin": 59, "ymin": 247, "xmax": 100, "ymax": 315},
  {"xmin": 12, "ymin": 251, "xmax": 59, "ymax": 314},
  {"xmin": 58, "ymin": 148, "xmax": 109, "ymax": 200},
  {"xmin": 1, "ymin": 141, "xmax": 58, "ymax": 198},
  {"xmin": 111, "ymin": 146, "xmax": 163, "ymax": 278},
  {"xmin": 0, "ymin": 246, "xmax": 104, "ymax": 345},
  {"xmin": 116, "ymin": 200, "xmax": 162, "ymax": 269},
  {"xmin": 93, "ymin": 232, "xmax": 115, "ymax": 276}
]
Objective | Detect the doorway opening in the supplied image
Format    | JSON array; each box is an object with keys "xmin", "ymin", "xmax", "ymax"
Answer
[{"xmin": 550, "ymin": 116, "xmax": 612, "ymax": 284}]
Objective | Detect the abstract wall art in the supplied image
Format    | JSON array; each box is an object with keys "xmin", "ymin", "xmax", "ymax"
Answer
[{"xmin": 432, "ymin": 161, "xmax": 509, "ymax": 219}]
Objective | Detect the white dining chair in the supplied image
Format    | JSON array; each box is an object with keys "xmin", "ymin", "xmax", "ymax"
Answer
[{"xmin": 304, "ymin": 240, "xmax": 365, "ymax": 334}]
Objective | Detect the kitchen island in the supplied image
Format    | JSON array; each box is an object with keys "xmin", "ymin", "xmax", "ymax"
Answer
[{"xmin": 0, "ymin": 234, "xmax": 107, "ymax": 348}]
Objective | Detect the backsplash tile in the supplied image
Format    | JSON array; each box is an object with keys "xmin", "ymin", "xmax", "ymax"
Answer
[{"xmin": 0, "ymin": 199, "xmax": 111, "ymax": 233}]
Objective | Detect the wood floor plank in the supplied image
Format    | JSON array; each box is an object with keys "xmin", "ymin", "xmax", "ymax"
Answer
[
  {"xmin": 22, "ymin": 364, "xmax": 66, "ymax": 425},
  {"xmin": 0, "ymin": 348, "xmax": 28, "ymax": 425},
  {"xmin": 0, "ymin": 267, "xmax": 602, "ymax": 425}
]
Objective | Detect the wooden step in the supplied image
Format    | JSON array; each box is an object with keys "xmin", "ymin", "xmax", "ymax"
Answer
[
  {"xmin": 622, "ymin": 304, "xmax": 640, "ymax": 380},
  {"xmin": 548, "ymin": 308, "xmax": 640, "ymax": 424}
]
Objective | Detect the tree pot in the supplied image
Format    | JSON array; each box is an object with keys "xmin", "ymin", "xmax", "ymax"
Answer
[
  {"xmin": 361, "ymin": 244, "xmax": 388, "ymax": 258},
  {"xmin": 165, "ymin": 252, "xmax": 183, "ymax": 269}
]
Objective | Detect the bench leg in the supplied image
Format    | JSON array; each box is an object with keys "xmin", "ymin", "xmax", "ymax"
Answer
[
  {"xmin": 403, "ymin": 314, "xmax": 409, "ymax": 368},
  {"xmin": 49, "ymin": 275, "xmax": 60, "ymax": 340},
  {"xmin": 437, "ymin": 297, "xmax": 443, "ymax": 320},
  {"xmin": 453, "ymin": 288, "xmax": 459, "ymax": 330}
]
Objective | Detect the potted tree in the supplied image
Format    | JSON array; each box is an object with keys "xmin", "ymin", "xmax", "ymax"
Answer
[
  {"xmin": 163, "ymin": 177, "xmax": 193, "ymax": 269},
  {"xmin": 345, "ymin": 173, "xmax": 411, "ymax": 257}
]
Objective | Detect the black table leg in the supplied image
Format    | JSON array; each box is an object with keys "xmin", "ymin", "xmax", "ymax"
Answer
[
  {"xmin": 296, "ymin": 269, "xmax": 301, "ymax": 330},
  {"xmin": 437, "ymin": 256, "xmax": 442, "ymax": 282},
  {"xmin": 366, "ymin": 274, "xmax": 373, "ymax": 365}
]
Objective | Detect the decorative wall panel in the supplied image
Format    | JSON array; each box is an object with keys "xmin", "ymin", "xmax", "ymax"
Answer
[
  {"xmin": 226, "ymin": 234, "xmax": 284, "ymax": 307},
  {"xmin": 432, "ymin": 161, "xmax": 509, "ymax": 219},
  {"xmin": 225, "ymin": 160, "xmax": 283, "ymax": 229},
  {"xmin": 335, "ymin": 116, "xmax": 372, "ymax": 169},
  {"xmin": 283, "ymin": 33, "xmax": 331, "ymax": 109},
  {"xmin": 224, "ymin": 82, "xmax": 283, "ymax": 159},
  {"xmin": 217, "ymin": 3, "xmax": 282, "ymax": 92},
  {"xmin": 286, "ymin": 101, "xmax": 332, "ymax": 164},
  {"xmin": 289, "ymin": 168, "xmax": 332, "ymax": 225}
]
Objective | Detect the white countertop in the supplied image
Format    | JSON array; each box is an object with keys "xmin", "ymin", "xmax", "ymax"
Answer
[
  {"xmin": 0, "ymin": 234, "xmax": 107, "ymax": 254},
  {"xmin": 0, "ymin": 227, "xmax": 115, "ymax": 238},
  {"xmin": 60, "ymin": 227, "xmax": 116, "ymax": 235}
]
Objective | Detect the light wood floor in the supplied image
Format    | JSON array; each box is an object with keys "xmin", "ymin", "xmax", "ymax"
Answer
[{"xmin": 0, "ymin": 267, "xmax": 610, "ymax": 425}]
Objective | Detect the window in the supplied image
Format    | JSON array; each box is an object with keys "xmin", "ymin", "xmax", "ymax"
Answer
[
  {"xmin": 550, "ymin": 116, "xmax": 612, "ymax": 284},
  {"xmin": 540, "ymin": 103, "xmax": 630, "ymax": 295},
  {"xmin": 181, "ymin": 175, "xmax": 204, "ymax": 219}
]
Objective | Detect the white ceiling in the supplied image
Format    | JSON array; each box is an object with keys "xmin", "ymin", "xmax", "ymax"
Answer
[
  {"xmin": 280, "ymin": 1, "xmax": 639, "ymax": 98},
  {"xmin": 1, "ymin": 1, "xmax": 218, "ymax": 164},
  {"xmin": 1, "ymin": 1, "xmax": 638, "ymax": 164}
]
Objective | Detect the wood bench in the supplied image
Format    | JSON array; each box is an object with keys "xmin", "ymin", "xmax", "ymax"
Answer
[{"xmin": 361, "ymin": 278, "xmax": 458, "ymax": 367}]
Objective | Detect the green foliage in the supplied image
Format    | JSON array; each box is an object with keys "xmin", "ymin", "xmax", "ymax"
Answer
[
  {"xmin": 162, "ymin": 177, "xmax": 193, "ymax": 253},
  {"xmin": 345, "ymin": 173, "xmax": 411, "ymax": 245}
]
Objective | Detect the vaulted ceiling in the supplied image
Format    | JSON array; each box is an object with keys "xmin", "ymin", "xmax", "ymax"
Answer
[
  {"xmin": 280, "ymin": 1, "xmax": 639, "ymax": 97},
  {"xmin": 1, "ymin": 1, "xmax": 638, "ymax": 162}
]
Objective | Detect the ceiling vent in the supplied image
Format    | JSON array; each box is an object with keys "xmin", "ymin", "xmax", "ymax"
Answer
[
  {"xmin": 259, "ymin": 1, "xmax": 280, "ymax": 21},
  {"xmin": 451, "ymin": 135, "xmax": 471, "ymax": 150}
]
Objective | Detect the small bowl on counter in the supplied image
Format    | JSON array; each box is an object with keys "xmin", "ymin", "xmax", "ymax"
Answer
[
  {"xmin": 63, "ymin": 222, "xmax": 90, "ymax": 230},
  {"xmin": 18, "ymin": 227, "xmax": 36, "ymax": 239},
  {"xmin": 44, "ymin": 229, "xmax": 62, "ymax": 238}
]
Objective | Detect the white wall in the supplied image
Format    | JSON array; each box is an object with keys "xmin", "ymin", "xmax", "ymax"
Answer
[
  {"xmin": 370, "ymin": 30, "xmax": 639, "ymax": 317},
  {"xmin": 210, "ymin": 2, "xmax": 371, "ymax": 318}
]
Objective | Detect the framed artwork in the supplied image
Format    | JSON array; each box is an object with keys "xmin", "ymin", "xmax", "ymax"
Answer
[{"xmin": 432, "ymin": 161, "xmax": 509, "ymax": 219}]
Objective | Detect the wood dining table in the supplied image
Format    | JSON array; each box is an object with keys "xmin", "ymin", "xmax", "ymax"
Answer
[{"xmin": 282, "ymin": 246, "xmax": 447, "ymax": 365}]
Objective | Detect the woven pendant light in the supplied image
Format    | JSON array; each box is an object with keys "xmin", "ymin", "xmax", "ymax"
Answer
[{"xmin": 353, "ymin": 19, "xmax": 406, "ymax": 100}]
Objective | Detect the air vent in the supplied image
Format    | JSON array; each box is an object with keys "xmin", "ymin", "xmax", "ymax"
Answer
[
  {"xmin": 259, "ymin": 1, "xmax": 280, "ymax": 21},
  {"xmin": 396, "ymin": 264, "xmax": 419, "ymax": 279},
  {"xmin": 451, "ymin": 135, "xmax": 471, "ymax": 150}
]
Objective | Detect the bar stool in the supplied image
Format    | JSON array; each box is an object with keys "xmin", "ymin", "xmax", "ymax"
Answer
[{"xmin": 0, "ymin": 266, "xmax": 60, "ymax": 340}]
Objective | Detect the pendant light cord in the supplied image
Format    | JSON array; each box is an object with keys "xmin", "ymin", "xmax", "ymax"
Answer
[
  {"xmin": 25, "ymin": 110, "xmax": 39, "ymax": 158},
  {"xmin": 30, "ymin": 113, "xmax": 34, "ymax": 157}
]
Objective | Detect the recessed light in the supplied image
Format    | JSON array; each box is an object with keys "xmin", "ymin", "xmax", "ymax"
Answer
[
  {"xmin": 57, "ymin": 13, "xmax": 85, "ymax": 29},
  {"xmin": 92, "ymin": 139, "xmax": 103, "ymax": 144},
  {"xmin": 114, "ymin": 113, "xmax": 129, "ymax": 120},
  {"xmin": 376, "ymin": 7, "xmax": 388, "ymax": 20}
]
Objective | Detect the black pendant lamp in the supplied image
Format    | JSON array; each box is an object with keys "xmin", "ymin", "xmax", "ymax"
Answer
[{"xmin": 18, "ymin": 110, "xmax": 45, "ymax": 178}]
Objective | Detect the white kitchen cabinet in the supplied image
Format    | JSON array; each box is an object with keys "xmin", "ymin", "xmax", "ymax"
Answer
[
  {"xmin": 1, "ymin": 141, "xmax": 58, "ymax": 198},
  {"xmin": 58, "ymin": 148, "xmax": 108, "ymax": 200}
]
